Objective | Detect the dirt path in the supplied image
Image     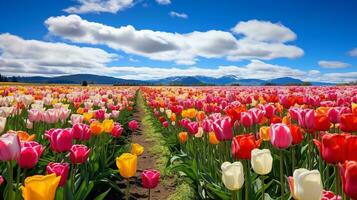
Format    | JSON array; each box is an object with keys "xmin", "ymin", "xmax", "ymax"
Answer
[{"xmin": 128, "ymin": 92, "xmax": 176, "ymax": 200}]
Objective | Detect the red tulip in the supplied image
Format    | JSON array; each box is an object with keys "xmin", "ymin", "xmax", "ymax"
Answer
[
  {"xmin": 288, "ymin": 124, "xmax": 303, "ymax": 145},
  {"xmin": 313, "ymin": 133, "xmax": 348, "ymax": 164},
  {"xmin": 71, "ymin": 123, "xmax": 91, "ymax": 141},
  {"xmin": 45, "ymin": 129, "xmax": 73, "ymax": 153},
  {"xmin": 142, "ymin": 169, "xmax": 160, "ymax": 189},
  {"xmin": 339, "ymin": 161, "xmax": 357, "ymax": 199},
  {"xmin": 314, "ymin": 113, "xmax": 331, "ymax": 131},
  {"xmin": 212, "ymin": 117, "xmax": 233, "ymax": 141},
  {"xmin": 263, "ymin": 104, "xmax": 276, "ymax": 118},
  {"xmin": 269, "ymin": 123, "xmax": 292, "ymax": 149},
  {"xmin": 17, "ymin": 141, "xmax": 44, "ymax": 169},
  {"xmin": 231, "ymin": 134, "xmax": 261, "ymax": 159},
  {"xmin": 69, "ymin": 144, "xmax": 90, "ymax": 164},
  {"xmin": 46, "ymin": 162, "xmax": 70, "ymax": 187},
  {"xmin": 340, "ymin": 113, "xmax": 357, "ymax": 132},
  {"xmin": 111, "ymin": 123, "xmax": 124, "ymax": 138},
  {"xmin": 321, "ymin": 190, "xmax": 341, "ymax": 200},
  {"xmin": 128, "ymin": 120, "xmax": 139, "ymax": 132},
  {"xmin": 345, "ymin": 135, "xmax": 357, "ymax": 162},
  {"xmin": 0, "ymin": 132, "xmax": 21, "ymax": 161}
]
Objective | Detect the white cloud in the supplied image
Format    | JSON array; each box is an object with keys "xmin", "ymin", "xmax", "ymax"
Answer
[
  {"xmin": 231, "ymin": 20, "xmax": 296, "ymax": 43},
  {"xmin": 0, "ymin": 33, "xmax": 117, "ymax": 76},
  {"xmin": 64, "ymin": 0, "xmax": 134, "ymax": 14},
  {"xmin": 318, "ymin": 60, "xmax": 350, "ymax": 68},
  {"xmin": 349, "ymin": 48, "xmax": 357, "ymax": 57},
  {"xmin": 156, "ymin": 0, "xmax": 171, "ymax": 5},
  {"xmin": 169, "ymin": 11, "xmax": 188, "ymax": 19},
  {"xmin": 45, "ymin": 15, "xmax": 304, "ymax": 65},
  {"xmin": 129, "ymin": 58, "xmax": 139, "ymax": 62}
]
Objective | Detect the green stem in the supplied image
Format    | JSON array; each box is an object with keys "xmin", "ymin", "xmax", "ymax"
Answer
[
  {"xmin": 7, "ymin": 161, "xmax": 14, "ymax": 200},
  {"xmin": 71, "ymin": 164, "xmax": 76, "ymax": 194},
  {"xmin": 148, "ymin": 188, "xmax": 151, "ymax": 200},
  {"xmin": 232, "ymin": 190, "xmax": 238, "ymax": 200},
  {"xmin": 280, "ymin": 150, "xmax": 285, "ymax": 198},
  {"xmin": 14, "ymin": 165, "xmax": 21, "ymax": 200},
  {"xmin": 291, "ymin": 146, "xmax": 296, "ymax": 174},
  {"xmin": 261, "ymin": 176, "xmax": 265, "ymax": 200},
  {"xmin": 335, "ymin": 165, "xmax": 340, "ymax": 196}
]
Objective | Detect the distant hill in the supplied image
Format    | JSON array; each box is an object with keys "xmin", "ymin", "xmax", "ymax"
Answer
[{"xmin": 14, "ymin": 74, "xmax": 335, "ymax": 86}]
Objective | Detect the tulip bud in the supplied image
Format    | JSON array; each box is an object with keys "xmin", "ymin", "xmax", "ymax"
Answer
[
  {"xmin": 0, "ymin": 132, "xmax": 21, "ymax": 161},
  {"xmin": 17, "ymin": 141, "xmax": 44, "ymax": 169},
  {"xmin": 71, "ymin": 123, "xmax": 91, "ymax": 141},
  {"xmin": 128, "ymin": 120, "xmax": 139, "ymax": 132},
  {"xmin": 116, "ymin": 153, "xmax": 137, "ymax": 179},
  {"xmin": 288, "ymin": 168, "xmax": 323, "ymax": 200},
  {"xmin": 131, "ymin": 143, "xmax": 144, "ymax": 156},
  {"xmin": 69, "ymin": 144, "xmax": 90, "ymax": 164},
  {"xmin": 251, "ymin": 149, "xmax": 272, "ymax": 175},
  {"xmin": 221, "ymin": 161, "xmax": 244, "ymax": 191},
  {"xmin": 178, "ymin": 132, "xmax": 188, "ymax": 144},
  {"xmin": 142, "ymin": 169, "xmax": 160, "ymax": 189},
  {"xmin": 46, "ymin": 162, "xmax": 70, "ymax": 187},
  {"xmin": 111, "ymin": 123, "xmax": 124, "ymax": 138},
  {"xmin": 45, "ymin": 129, "xmax": 73, "ymax": 153},
  {"xmin": 269, "ymin": 123, "xmax": 292, "ymax": 149}
]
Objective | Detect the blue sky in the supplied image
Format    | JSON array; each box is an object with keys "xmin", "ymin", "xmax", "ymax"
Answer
[{"xmin": 0, "ymin": 0, "xmax": 356, "ymax": 82}]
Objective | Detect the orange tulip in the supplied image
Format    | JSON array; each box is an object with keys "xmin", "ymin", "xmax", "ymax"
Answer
[
  {"xmin": 209, "ymin": 132, "xmax": 219, "ymax": 145},
  {"xmin": 17, "ymin": 131, "xmax": 36, "ymax": 141},
  {"xmin": 196, "ymin": 111, "xmax": 205, "ymax": 122},
  {"xmin": 90, "ymin": 121, "xmax": 104, "ymax": 136},
  {"xmin": 259, "ymin": 126, "xmax": 270, "ymax": 141},
  {"xmin": 178, "ymin": 132, "xmax": 188, "ymax": 144},
  {"xmin": 76, "ymin": 107, "xmax": 84, "ymax": 114},
  {"xmin": 352, "ymin": 103, "xmax": 357, "ymax": 114}
]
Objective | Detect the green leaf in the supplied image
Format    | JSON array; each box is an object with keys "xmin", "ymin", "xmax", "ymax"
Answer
[{"xmin": 94, "ymin": 188, "xmax": 111, "ymax": 200}]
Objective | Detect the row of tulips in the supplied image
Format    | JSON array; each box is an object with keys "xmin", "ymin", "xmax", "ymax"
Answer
[
  {"xmin": 141, "ymin": 86, "xmax": 357, "ymax": 199},
  {"xmin": 0, "ymin": 86, "xmax": 139, "ymax": 199}
]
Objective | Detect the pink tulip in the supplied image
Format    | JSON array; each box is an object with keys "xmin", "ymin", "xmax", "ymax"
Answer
[
  {"xmin": 202, "ymin": 119, "xmax": 212, "ymax": 132},
  {"xmin": 59, "ymin": 108, "xmax": 71, "ymax": 122},
  {"xmin": 248, "ymin": 108, "xmax": 265, "ymax": 124},
  {"xmin": 187, "ymin": 122, "xmax": 199, "ymax": 135},
  {"xmin": 94, "ymin": 109, "xmax": 105, "ymax": 120},
  {"xmin": 328, "ymin": 107, "xmax": 350, "ymax": 124},
  {"xmin": 142, "ymin": 169, "xmax": 160, "ymax": 189},
  {"xmin": 46, "ymin": 162, "xmax": 70, "ymax": 187},
  {"xmin": 71, "ymin": 123, "xmax": 91, "ymax": 141},
  {"xmin": 17, "ymin": 141, "xmax": 44, "ymax": 169},
  {"xmin": 44, "ymin": 109, "xmax": 59, "ymax": 124},
  {"xmin": 70, "ymin": 114, "xmax": 83, "ymax": 125},
  {"xmin": 180, "ymin": 118, "xmax": 191, "ymax": 128},
  {"xmin": 45, "ymin": 128, "xmax": 73, "ymax": 153},
  {"xmin": 128, "ymin": 120, "xmax": 139, "ymax": 131},
  {"xmin": 28, "ymin": 108, "xmax": 43, "ymax": 122},
  {"xmin": 111, "ymin": 123, "xmax": 124, "ymax": 138},
  {"xmin": 112, "ymin": 110, "xmax": 120, "ymax": 118},
  {"xmin": 212, "ymin": 117, "xmax": 233, "ymax": 141},
  {"xmin": 269, "ymin": 123, "xmax": 292, "ymax": 149},
  {"xmin": 0, "ymin": 132, "xmax": 21, "ymax": 161},
  {"xmin": 0, "ymin": 175, "xmax": 3, "ymax": 186},
  {"xmin": 162, "ymin": 121, "xmax": 169, "ymax": 128},
  {"xmin": 69, "ymin": 144, "xmax": 90, "ymax": 164},
  {"xmin": 240, "ymin": 112, "xmax": 253, "ymax": 127}
]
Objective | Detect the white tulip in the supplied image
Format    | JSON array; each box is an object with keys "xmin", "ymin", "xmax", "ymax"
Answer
[
  {"xmin": 221, "ymin": 161, "xmax": 244, "ymax": 191},
  {"xmin": 291, "ymin": 168, "xmax": 323, "ymax": 200},
  {"xmin": 251, "ymin": 149, "xmax": 273, "ymax": 175},
  {"xmin": 0, "ymin": 117, "xmax": 6, "ymax": 133}
]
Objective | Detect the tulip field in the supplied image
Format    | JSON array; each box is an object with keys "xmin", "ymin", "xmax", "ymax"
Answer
[{"xmin": 1, "ymin": 85, "xmax": 357, "ymax": 200}]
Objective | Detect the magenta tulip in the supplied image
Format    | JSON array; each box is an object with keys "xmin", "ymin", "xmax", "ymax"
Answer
[
  {"xmin": 71, "ymin": 123, "xmax": 91, "ymax": 141},
  {"xmin": 46, "ymin": 162, "xmax": 70, "ymax": 187},
  {"xmin": 240, "ymin": 112, "xmax": 253, "ymax": 127},
  {"xmin": 17, "ymin": 141, "xmax": 44, "ymax": 169},
  {"xmin": 111, "ymin": 123, "xmax": 124, "ymax": 138},
  {"xmin": 269, "ymin": 123, "xmax": 292, "ymax": 149},
  {"xmin": 128, "ymin": 120, "xmax": 139, "ymax": 132},
  {"xmin": 187, "ymin": 122, "xmax": 199, "ymax": 135},
  {"xmin": 69, "ymin": 144, "xmax": 90, "ymax": 164},
  {"xmin": 142, "ymin": 169, "xmax": 160, "ymax": 189},
  {"xmin": 45, "ymin": 128, "xmax": 73, "ymax": 153},
  {"xmin": 212, "ymin": 117, "xmax": 233, "ymax": 141},
  {"xmin": 0, "ymin": 132, "xmax": 21, "ymax": 161}
]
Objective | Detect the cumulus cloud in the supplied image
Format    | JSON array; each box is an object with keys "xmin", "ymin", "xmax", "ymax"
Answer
[
  {"xmin": 45, "ymin": 15, "xmax": 304, "ymax": 65},
  {"xmin": 318, "ymin": 60, "xmax": 350, "ymax": 68},
  {"xmin": 156, "ymin": 0, "xmax": 171, "ymax": 5},
  {"xmin": 64, "ymin": 0, "xmax": 134, "ymax": 14},
  {"xmin": 349, "ymin": 48, "xmax": 357, "ymax": 57},
  {"xmin": 0, "ymin": 33, "xmax": 117, "ymax": 76},
  {"xmin": 169, "ymin": 11, "xmax": 188, "ymax": 19}
]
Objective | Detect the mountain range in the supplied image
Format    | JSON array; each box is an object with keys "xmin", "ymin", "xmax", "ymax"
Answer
[{"xmin": 14, "ymin": 74, "xmax": 334, "ymax": 86}]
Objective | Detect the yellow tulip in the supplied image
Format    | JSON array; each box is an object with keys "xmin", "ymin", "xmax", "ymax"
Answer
[
  {"xmin": 131, "ymin": 143, "xmax": 144, "ymax": 156},
  {"xmin": 21, "ymin": 174, "xmax": 60, "ymax": 200},
  {"xmin": 83, "ymin": 112, "xmax": 93, "ymax": 122},
  {"xmin": 103, "ymin": 119, "xmax": 114, "ymax": 133},
  {"xmin": 259, "ymin": 126, "xmax": 270, "ymax": 141},
  {"xmin": 90, "ymin": 121, "xmax": 104, "ymax": 136},
  {"xmin": 116, "ymin": 153, "xmax": 137, "ymax": 178},
  {"xmin": 352, "ymin": 102, "xmax": 357, "ymax": 114}
]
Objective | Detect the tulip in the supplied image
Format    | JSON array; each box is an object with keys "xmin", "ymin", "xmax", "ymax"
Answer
[
  {"xmin": 259, "ymin": 126, "xmax": 270, "ymax": 141},
  {"xmin": 340, "ymin": 113, "xmax": 357, "ymax": 132},
  {"xmin": 322, "ymin": 191, "xmax": 341, "ymax": 200},
  {"xmin": 71, "ymin": 123, "xmax": 91, "ymax": 141},
  {"xmin": 345, "ymin": 135, "xmax": 357, "ymax": 161},
  {"xmin": 339, "ymin": 161, "xmax": 357, "ymax": 199},
  {"xmin": 94, "ymin": 109, "xmax": 105, "ymax": 120},
  {"xmin": 288, "ymin": 124, "xmax": 303, "ymax": 145},
  {"xmin": 131, "ymin": 143, "xmax": 144, "ymax": 156},
  {"xmin": 70, "ymin": 114, "xmax": 83, "ymax": 125},
  {"xmin": 0, "ymin": 131, "xmax": 21, "ymax": 161},
  {"xmin": 111, "ymin": 123, "xmax": 124, "ymax": 138},
  {"xmin": 116, "ymin": 153, "xmax": 137, "ymax": 200},
  {"xmin": 43, "ymin": 109, "xmax": 59, "ymax": 124},
  {"xmin": 116, "ymin": 153, "xmax": 137, "ymax": 179},
  {"xmin": 212, "ymin": 117, "xmax": 233, "ymax": 141},
  {"xmin": 314, "ymin": 113, "xmax": 331, "ymax": 131},
  {"xmin": 178, "ymin": 132, "xmax": 188, "ymax": 144},
  {"xmin": 45, "ymin": 128, "xmax": 73, "ymax": 153},
  {"xmin": 69, "ymin": 144, "xmax": 90, "ymax": 164},
  {"xmin": 27, "ymin": 109, "xmax": 42, "ymax": 122},
  {"xmin": 83, "ymin": 112, "xmax": 93, "ymax": 122},
  {"xmin": 17, "ymin": 141, "xmax": 44, "ymax": 169},
  {"xmin": 17, "ymin": 131, "xmax": 36, "ymax": 141},
  {"xmin": 328, "ymin": 107, "xmax": 349, "ymax": 124},
  {"xmin": 240, "ymin": 112, "xmax": 253, "ymax": 127},
  {"xmin": 21, "ymin": 174, "xmax": 61, "ymax": 200},
  {"xmin": 90, "ymin": 121, "xmax": 104, "ymax": 135},
  {"xmin": 269, "ymin": 123, "xmax": 292, "ymax": 149},
  {"xmin": 251, "ymin": 149, "xmax": 273, "ymax": 175},
  {"xmin": 209, "ymin": 131, "xmax": 219, "ymax": 145},
  {"xmin": 103, "ymin": 119, "xmax": 114, "ymax": 133},
  {"xmin": 288, "ymin": 168, "xmax": 323, "ymax": 200},
  {"xmin": 231, "ymin": 134, "xmax": 261, "ymax": 160},
  {"xmin": 187, "ymin": 121, "xmax": 199, "ymax": 135},
  {"xmin": 313, "ymin": 133, "xmax": 347, "ymax": 164},
  {"xmin": 142, "ymin": 169, "xmax": 160, "ymax": 200},
  {"xmin": 46, "ymin": 162, "xmax": 70, "ymax": 187},
  {"xmin": 0, "ymin": 175, "xmax": 3, "ymax": 186},
  {"xmin": 128, "ymin": 120, "xmax": 139, "ymax": 132},
  {"xmin": 0, "ymin": 116, "xmax": 6, "ymax": 133},
  {"xmin": 221, "ymin": 161, "xmax": 244, "ymax": 193}
]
